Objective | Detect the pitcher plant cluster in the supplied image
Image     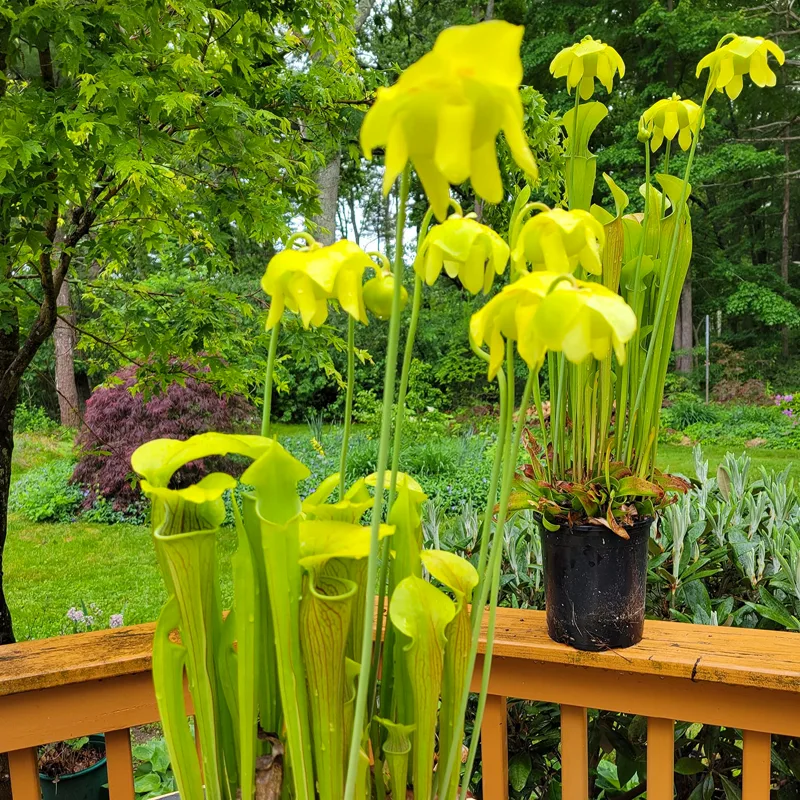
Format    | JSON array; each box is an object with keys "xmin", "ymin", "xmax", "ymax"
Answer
[
  {"xmin": 514, "ymin": 32, "xmax": 785, "ymax": 537},
  {"xmin": 130, "ymin": 21, "xmax": 784, "ymax": 800}
]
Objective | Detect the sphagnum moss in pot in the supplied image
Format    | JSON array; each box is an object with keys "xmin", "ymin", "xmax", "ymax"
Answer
[
  {"xmin": 130, "ymin": 22, "xmax": 785, "ymax": 800},
  {"xmin": 510, "ymin": 33, "xmax": 785, "ymax": 652}
]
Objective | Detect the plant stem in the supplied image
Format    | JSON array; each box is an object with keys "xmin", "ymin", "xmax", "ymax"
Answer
[
  {"xmin": 458, "ymin": 367, "xmax": 534, "ymax": 800},
  {"xmin": 568, "ymin": 90, "xmax": 581, "ymax": 209},
  {"xmin": 343, "ymin": 165, "xmax": 411, "ymax": 800},
  {"xmin": 367, "ymin": 273, "xmax": 423, "ymax": 732},
  {"xmin": 618, "ymin": 144, "xmax": 651, "ymax": 461},
  {"xmin": 532, "ymin": 368, "xmax": 551, "ymax": 482},
  {"xmin": 628, "ymin": 91, "xmax": 709, "ymax": 474},
  {"xmin": 338, "ymin": 316, "xmax": 356, "ymax": 496},
  {"xmin": 660, "ymin": 139, "xmax": 671, "ymax": 219},
  {"xmin": 438, "ymin": 341, "xmax": 521, "ymax": 796},
  {"xmin": 388, "ymin": 274, "xmax": 423, "ymax": 505},
  {"xmin": 260, "ymin": 319, "xmax": 280, "ymax": 438}
]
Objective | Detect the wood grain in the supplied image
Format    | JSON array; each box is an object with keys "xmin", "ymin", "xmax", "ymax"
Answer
[{"xmin": 2, "ymin": 610, "xmax": 800, "ymax": 697}]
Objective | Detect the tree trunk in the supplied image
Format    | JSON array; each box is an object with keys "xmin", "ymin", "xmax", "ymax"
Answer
[
  {"xmin": 53, "ymin": 278, "xmax": 82, "ymax": 427},
  {"xmin": 675, "ymin": 278, "xmax": 693, "ymax": 373},
  {"xmin": 311, "ymin": 155, "xmax": 342, "ymax": 245},
  {"xmin": 782, "ymin": 137, "xmax": 791, "ymax": 358},
  {"xmin": 0, "ymin": 308, "xmax": 18, "ymax": 647}
]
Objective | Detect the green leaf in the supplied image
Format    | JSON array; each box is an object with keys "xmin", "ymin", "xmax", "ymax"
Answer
[
  {"xmin": 389, "ymin": 576, "xmax": 456, "ymax": 800},
  {"xmin": 675, "ymin": 757, "xmax": 706, "ymax": 775},
  {"xmin": 154, "ymin": 529, "xmax": 224, "ymax": 800},
  {"xmin": 245, "ymin": 475, "xmax": 314, "ymax": 800},
  {"xmin": 134, "ymin": 773, "xmax": 163, "ymax": 793},
  {"xmin": 509, "ymin": 752, "xmax": 532, "ymax": 792},
  {"xmin": 375, "ymin": 718, "xmax": 414, "ymax": 800},
  {"xmin": 151, "ymin": 597, "xmax": 203, "ymax": 800},
  {"xmin": 720, "ymin": 775, "xmax": 742, "ymax": 800},
  {"xmin": 616, "ymin": 476, "xmax": 664, "ymax": 499},
  {"xmin": 422, "ymin": 550, "xmax": 477, "ymax": 800},
  {"xmin": 299, "ymin": 572, "xmax": 356, "ymax": 800}
]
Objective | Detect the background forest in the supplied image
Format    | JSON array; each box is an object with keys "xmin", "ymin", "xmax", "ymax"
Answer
[{"xmin": 13, "ymin": 0, "xmax": 800, "ymax": 428}]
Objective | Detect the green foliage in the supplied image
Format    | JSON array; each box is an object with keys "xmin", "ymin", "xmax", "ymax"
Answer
[
  {"xmin": 132, "ymin": 738, "xmax": 176, "ymax": 800},
  {"xmin": 9, "ymin": 458, "xmax": 82, "ymax": 523},
  {"xmin": 661, "ymin": 394, "xmax": 721, "ymax": 429},
  {"xmin": 13, "ymin": 404, "xmax": 60, "ymax": 435},
  {"xmin": 661, "ymin": 399, "xmax": 800, "ymax": 450}
]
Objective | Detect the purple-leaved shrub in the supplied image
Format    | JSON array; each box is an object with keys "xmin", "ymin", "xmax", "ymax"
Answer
[{"xmin": 73, "ymin": 365, "xmax": 255, "ymax": 510}]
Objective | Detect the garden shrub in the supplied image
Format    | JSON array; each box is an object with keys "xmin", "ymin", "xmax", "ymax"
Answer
[
  {"xmin": 661, "ymin": 394, "xmax": 720, "ymax": 429},
  {"xmin": 73, "ymin": 365, "xmax": 255, "ymax": 510},
  {"xmin": 14, "ymin": 403, "xmax": 61, "ymax": 435},
  {"xmin": 9, "ymin": 458, "xmax": 83, "ymax": 523}
]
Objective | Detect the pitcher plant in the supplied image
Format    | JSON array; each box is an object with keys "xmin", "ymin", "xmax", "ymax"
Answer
[{"xmin": 131, "ymin": 20, "xmax": 782, "ymax": 800}]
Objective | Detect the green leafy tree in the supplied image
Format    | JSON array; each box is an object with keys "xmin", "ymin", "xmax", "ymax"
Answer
[{"xmin": 0, "ymin": 0, "xmax": 364, "ymax": 644}]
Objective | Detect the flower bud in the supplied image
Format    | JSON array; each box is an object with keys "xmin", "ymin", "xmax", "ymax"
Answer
[{"xmin": 363, "ymin": 272, "xmax": 409, "ymax": 320}]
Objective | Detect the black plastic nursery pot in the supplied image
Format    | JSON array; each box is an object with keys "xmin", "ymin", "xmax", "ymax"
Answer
[
  {"xmin": 39, "ymin": 735, "xmax": 108, "ymax": 800},
  {"xmin": 539, "ymin": 516, "xmax": 654, "ymax": 651}
]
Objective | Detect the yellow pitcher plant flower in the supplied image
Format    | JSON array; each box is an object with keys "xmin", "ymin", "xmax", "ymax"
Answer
[
  {"xmin": 697, "ymin": 35, "xmax": 785, "ymax": 99},
  {"xmin": 513, "ymin": 207, "xmax": 605, "ymax": 275},
  {"xmin": 416, "ymin": 214, "xmax": 510, "ymax": 294},
  {"xmin": 549, "ymin": 35, "xmax": 625, "ymax": 99},
  {"xmin": 470, "ymin": 272, "xmax": 636, "ymax": 378},
  {"xmin": 261, "ymin": 239, "xmax": 374, "ymax": 329},
  {"xmin": 641, "ymin": 94, "xmax": 704, "ymax": 152},
  {"xmin": 360, "ymin": 20, "xmax": 539, "ymax": 221},
  {"xmin": 534, "ymin": 275, "xmax": 637, "ymax": 365}
]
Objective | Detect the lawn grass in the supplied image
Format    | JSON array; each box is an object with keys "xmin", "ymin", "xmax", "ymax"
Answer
[
  {"xmin": 657, "ymin": 443, "xmax": 798, "ymax": 480},
  {"xmin": 5, "ymin": 513, "xmax": 237, "ymax": 640}
]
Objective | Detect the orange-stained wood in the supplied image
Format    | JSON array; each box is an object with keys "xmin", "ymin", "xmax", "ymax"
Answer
[
  {"xmin": 647, "ymin": 717, "xmax": 675, "ymax": 800},
  {"xmin": 105, "ymin": 728, "xmax": 136, "ymax": 800},
  {"xmin": 481, "ymin": 695, "xmax": 509, "ymax": 798},
  {"xmin": 0, "ymin": 623, "xmax": 156, "ymax": 697},
  {"xmin": 5, "ymin": 610, "xmax": 800, "ymax": 699},
  {"xmin": 7, "ymin": 747, "xmax": 40, "ymax": 800},
  {"xmin": 560, "ymin": 705, "xmax": 588, "ymax": 800},
  {"xmin": 0, "ymin": 672, "xmax": 193, "ymax": 753},
  {"xmin": 472, "ymin": 655, "xmax": 800, "ymax": 738},
  {"xmin": 743, "ymin": 730, "xmax": 771, "ymax": 800}
]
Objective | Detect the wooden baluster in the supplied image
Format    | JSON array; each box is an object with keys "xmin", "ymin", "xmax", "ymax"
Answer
[
  {"xmin": 8, "ymin": 746, "xmax": 41, "ymax": 800},
  {"xmin": 743, "ymin": 730, "xmax": 771, "ymax": 800},
  {"xmin": 560, "ymin": 705, "xmax": 588, "ymax": 800},
  {"xmin": 481, "ymin": 695, "xmax": 509, "ymax": 800},
  {"xmin": 647, "ymin": 718, "xmax": 674, "ymax": 800},
  {"xmin": 105, "ymin": 729, "xmax": 136, "ymax": 800}
]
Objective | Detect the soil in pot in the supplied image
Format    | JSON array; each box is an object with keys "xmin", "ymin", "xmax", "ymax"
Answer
[
  {"xmin": 539, "ymin": 516, "xmax": 653, "ymax": 651},
  {"xmin": 39, "ymin": 735, "xmax": 107, "ymax": 800}
]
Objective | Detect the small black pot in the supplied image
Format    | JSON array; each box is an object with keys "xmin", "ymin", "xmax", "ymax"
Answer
[{"xmin": 539, "ymin": 516, "xmax": 653, "ymax": 651}]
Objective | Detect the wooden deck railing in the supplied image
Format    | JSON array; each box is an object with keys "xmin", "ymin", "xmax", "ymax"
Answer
[{"xmin": 2, "ymin": 608, "xmax": 800, "ymax": 799}]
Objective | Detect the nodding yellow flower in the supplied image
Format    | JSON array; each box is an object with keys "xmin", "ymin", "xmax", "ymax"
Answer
[
  {"xmin": 513, "ymin": 208, "xmax": 605, "ymax": 276},
  {"xmin": 416, "ymin": 214, "xmax": 510, "ymax": 294},
  {"xmin": 360, "ymin": 20, "xmax": 539, "ymax": 222},
  {"xmin": 549, "ymin": 35, "xmax": 625, "ymax": 100},
  {"xmin": 697, "ymin": 35, "xmax": 785, "ymax": 100},
  {"xmin": 470, "ymin": 272, "xmax": 636, "ymax": 378},
  {"xmin": 641, "ymin": 94, "xmax": 704, "ymax": 152},
  {"xmin": 363, "ymin": 270, "xmax": 409, "ymax": 320},
  {"xmin": 261, "ymin": 239, "xmax": 374, "ymax": 329},
  {"xmin": 533, "ymin": 275, "xmax": 637, "ymax": 365},
  {"xmin": 311, "ymin": 437, "xmax": 326, "ymax": 458}
]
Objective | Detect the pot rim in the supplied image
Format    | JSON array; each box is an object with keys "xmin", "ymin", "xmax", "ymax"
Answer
[{"xmin": 535, "ymin": 513, "xmax": 656, "ymax": 535}]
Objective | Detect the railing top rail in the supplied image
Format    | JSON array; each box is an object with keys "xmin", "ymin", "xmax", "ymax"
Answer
[{"xmin": 2, "ymin": 609, "xmax": 799, "ymax": 698}]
